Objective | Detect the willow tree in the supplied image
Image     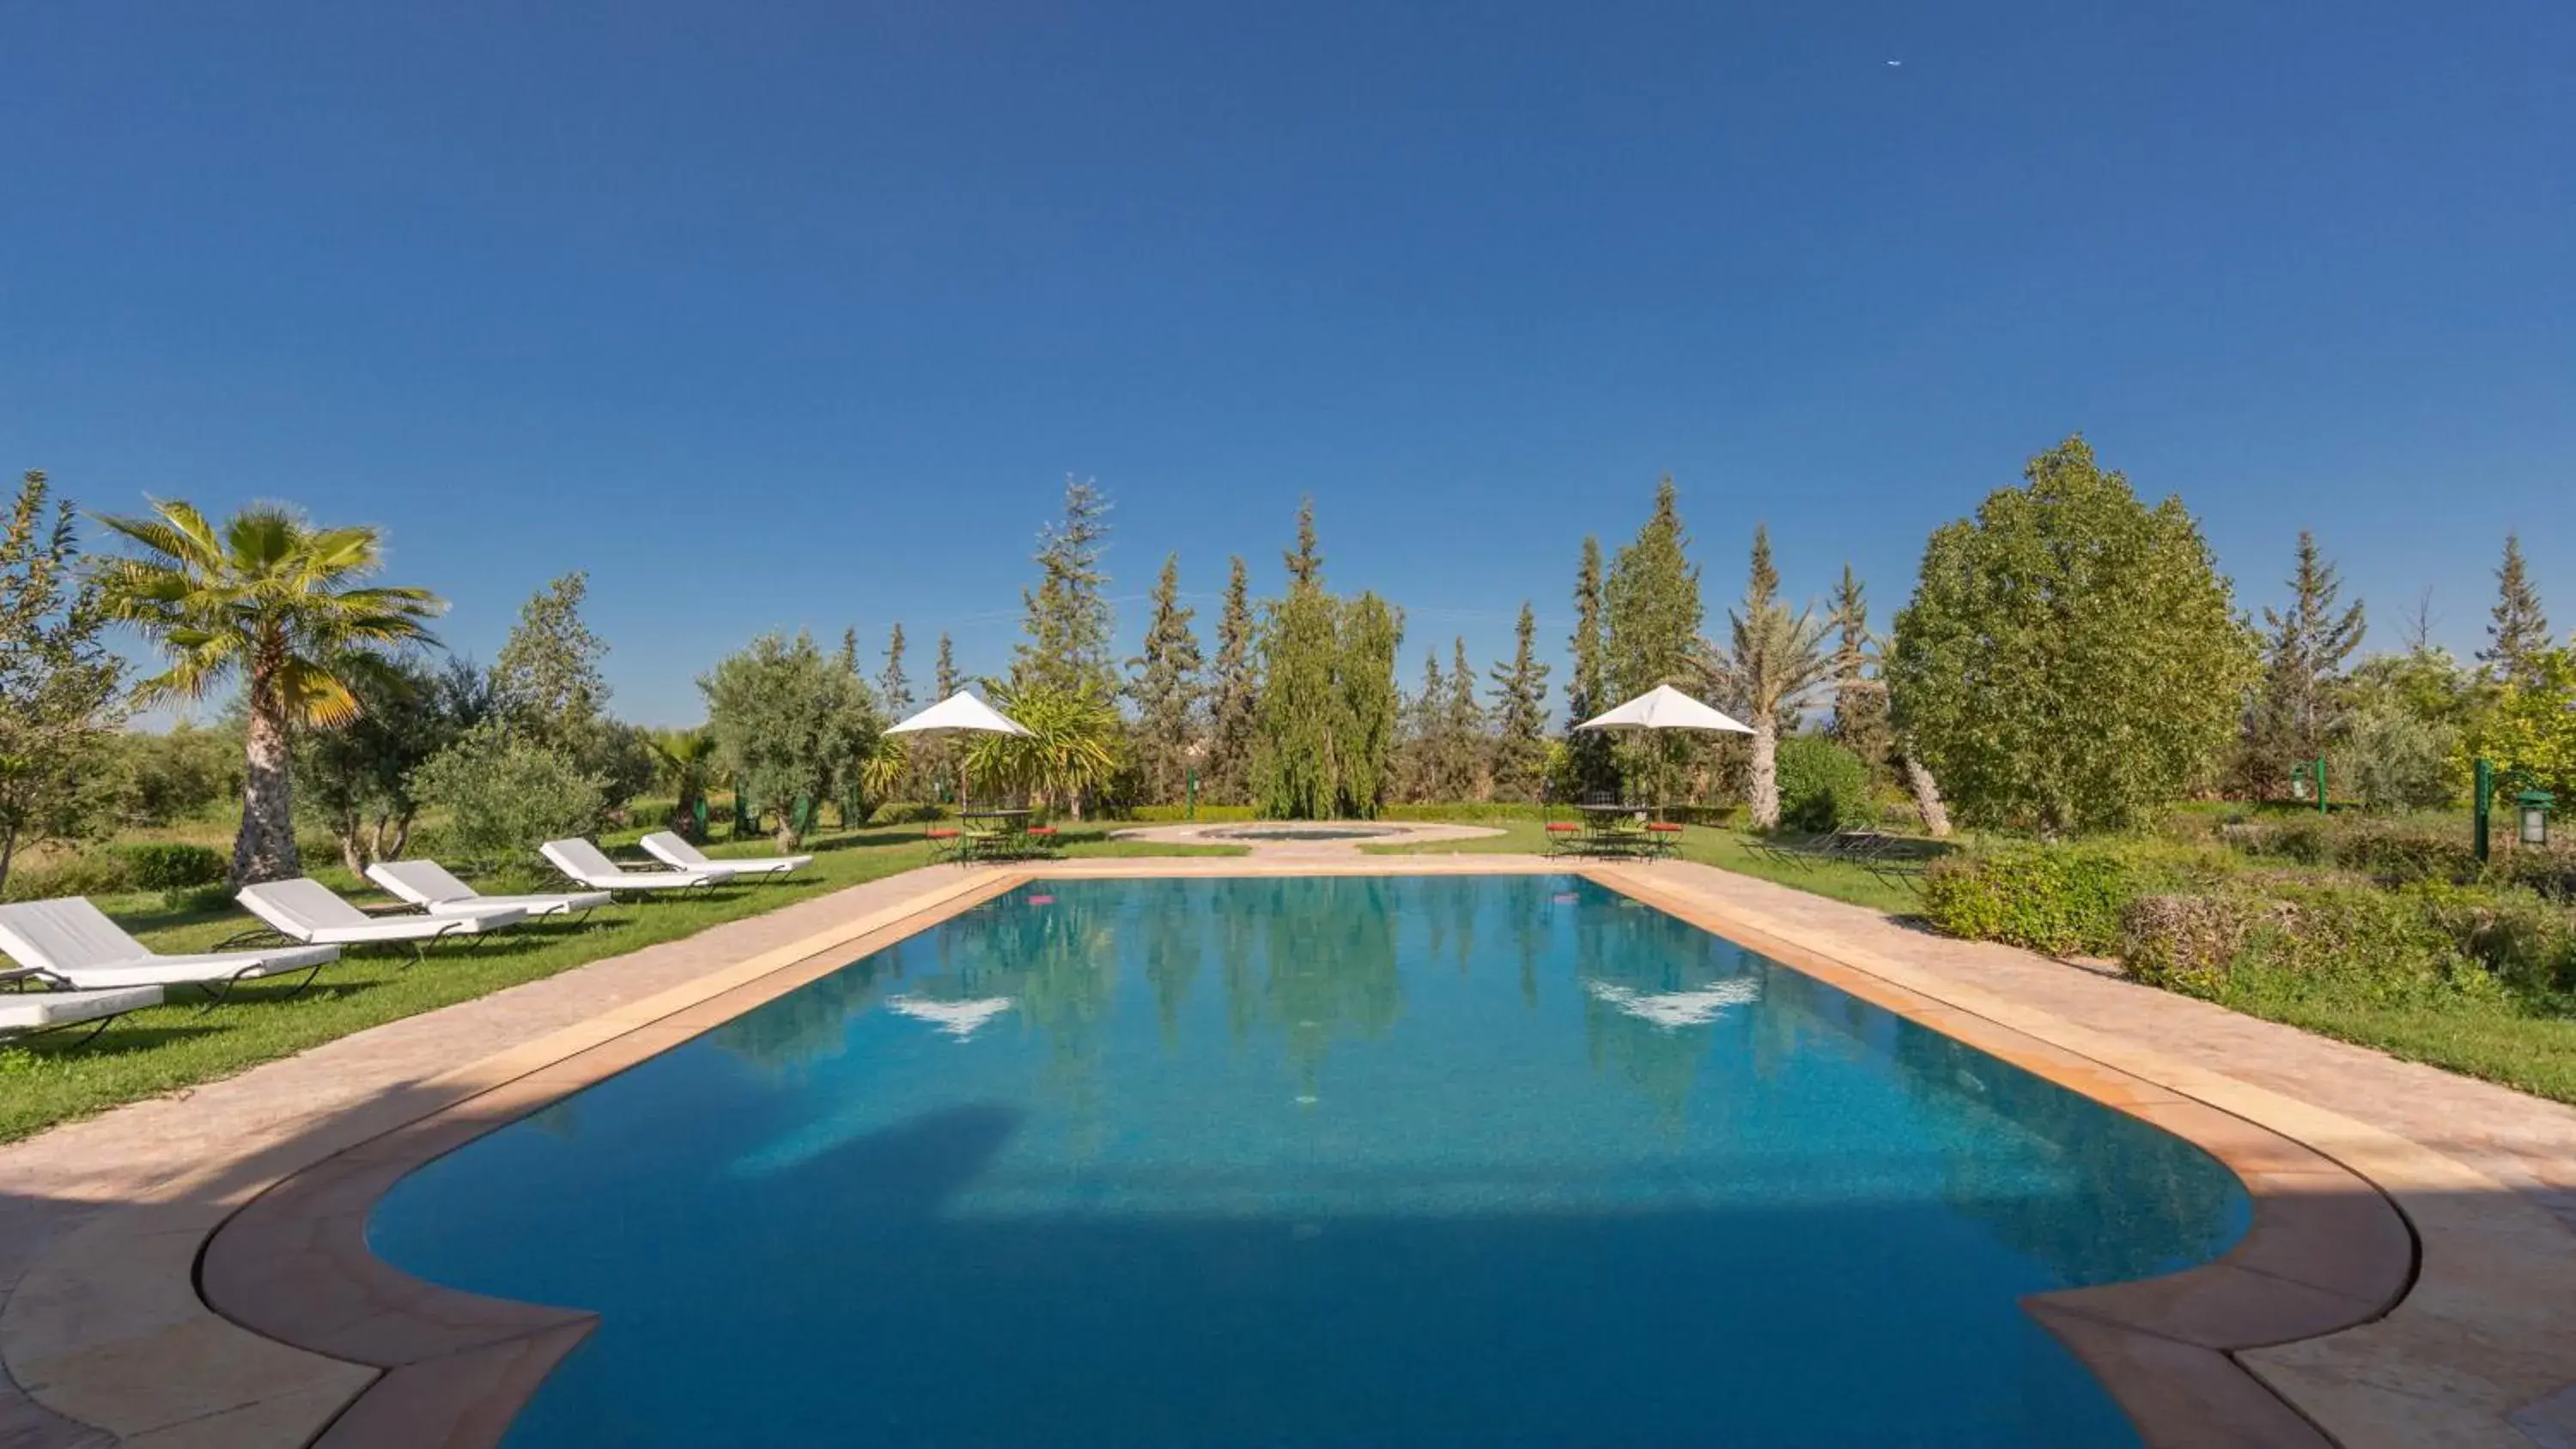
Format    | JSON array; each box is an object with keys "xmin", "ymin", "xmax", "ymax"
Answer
[
  {"xmin": 1335, "ymin": 593, "xmax": 1405, "ymax": 816},
  {"xmin": 96, "ymin": 500, "xmax": 443, "ymax": 883},
  {"xmin": 1888, "ymin": 435, "xmax": 2256, "ymax": 834}
]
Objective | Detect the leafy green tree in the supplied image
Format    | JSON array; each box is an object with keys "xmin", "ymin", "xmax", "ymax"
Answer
[
  {"xmin": 1774, "ymin": 735, "xmax": 1875, "ymax": 832},
  {"xmin": 409, "ymin": 719, "xmax": 606, "ymax": 870},
  {"xmin": 1826, "ymin": 563, "xmax": 1892, "ymax": 775},
  {"xmin": 965, "ymin": 680, "xmax": 1126, "ymax": 817},
  {"xmin": 1206, "ymin": 556, "xmax": 1260, "ymax": 804},
  {"xmin": 1255, "ymin": 500, "xmax": 1342, "ymax": 818},
  {"xmin": 295, "ymin": 654, "xmax": 471, "ymax": 870},
  {"xmin": 0, "ymin": 471, "xmax": 126, "ymax": 894},
  {"xmin": 699, "ymin": 631, "xmax": 883, "ymax": 849},
  {"xmin": 2480, "ymin": 533, "xmax": 2552, "ymax": 686},
  {"xmin": 2457, "ymin": 646, "xmax": 2576, "ymax": 801},
  {"xmin": 1887, "ymin": 435, "xmax": 2257, "ymax": 834},
  {"xmin": 96, "ymin": 499, "xmax": 443, "ymax": 883},
  {"xmin": 1126, "ymin": 553, "xmax": 1204, "ymax": 804},
  {"xmin": 1012, "ymin": 476, "xmax": 1116, "ymax": 698},
  {"xmin": 1334, "ymin": 592, "xmax": 1406, "ymax": 817},
  {"xmin": 1605, "ymin": 478, "xmax": 1704, "ymax": 800},
  {"xmin": 2247, "ymin": 530, "xmax": 2366, "ymax": 796},
  {"xmin": 490, "ymin": 570, "xmax": 651, "ymax": 814},
  {"xmin": 1564, "ymin": 536, "xmax": 1613, "ymax": 795},
  {"xmin": 934, "ymin": 632, "xmax": 957, "ymax": 699},
  {"xmin": 114, "ymin": 721, "xmax": 242, "ymax": 827},
  {"xmin": 2336, "ymin": 699, "xmax": 2458, "ymax": 811},
  {"xmin": 1706, "ymin": 526, "xmax": 1833, "ymax": 829},
  {"xmin": 1487, "ymin": 602, "xmax": 1550, "ymax": 801}
]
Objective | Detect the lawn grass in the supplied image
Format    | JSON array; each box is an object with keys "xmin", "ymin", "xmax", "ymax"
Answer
[
  {"xmin": 1361, "ymin": 819, "xmax": 1927, "ymax": 915},
  {"xmin": 2214, "ymin": 987, "xmax": 2576, "ymax": 1107},
  {"xmin": 0, "ymin": 823, "xmax": 1241, "ymax": 1143}
]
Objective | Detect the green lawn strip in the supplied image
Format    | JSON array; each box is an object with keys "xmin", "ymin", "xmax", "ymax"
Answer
[
  {"xmin": 1361, "ymin": 819, "xmax": 1923, "ymax": 914},
  {"xmin": 2210, "ymin": 985, "xmax": 2576, "ymax": 1108},
  {"xmin": 0, "ymin": 825, "xmax": 1241, "ymax": 1143}
]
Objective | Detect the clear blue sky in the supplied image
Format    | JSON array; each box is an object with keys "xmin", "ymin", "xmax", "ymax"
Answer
[{"xmin": 6, "ymin": 1, "xmax": 2570, "ymax": 727}]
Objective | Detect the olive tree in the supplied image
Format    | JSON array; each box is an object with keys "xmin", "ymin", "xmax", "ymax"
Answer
[{"xmin": 701, "ymin": 631, "xmax": 881, "ymax": 849}]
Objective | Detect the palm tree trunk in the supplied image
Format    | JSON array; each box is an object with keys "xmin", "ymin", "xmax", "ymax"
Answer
[
  {"xmin": 1748, "ymin": 721, "xmax": 1781, "ymax": 830},
  {"xmin": 234, "ymin": 691, "xmax": 301, "ymax": 885},
  {"xmin": 1900, "ymin": 751, "xmax": 1953, "ymax": 839}
]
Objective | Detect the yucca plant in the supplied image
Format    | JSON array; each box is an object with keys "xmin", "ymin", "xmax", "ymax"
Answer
[{"xmin": 94, "ymin": 500, "xmax": 443, "ymax": 883}]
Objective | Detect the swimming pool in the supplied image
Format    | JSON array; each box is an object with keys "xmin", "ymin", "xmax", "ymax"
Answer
[{"xmin": 369, "ymin": 875, "xmax": 2248, "ymax": 1446}]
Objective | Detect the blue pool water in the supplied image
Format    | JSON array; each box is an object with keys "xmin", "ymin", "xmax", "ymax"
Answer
[{"xmin": 370, "ymin": 876, "xmax": 2249, "ymax": 1446}]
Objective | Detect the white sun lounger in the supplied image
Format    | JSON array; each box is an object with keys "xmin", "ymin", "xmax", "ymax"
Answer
[
  {"xmin": 237, "ymin": 879, "xmax": 526, "ymax": 961},
  {"xmin": 640, "ymin": 831, "xmax": 811, "ymax": 879},
  {"xmin": 0, "ymin": 897, "xmax": 341, "ymax": 1008},
  {"xmin": 0, "ymin": 984, "xmax": 165, "ymax": 1048},
  {"xmin": 542, "ymin": 839, "xmax": 735, "ymax": 894},
  {"xmin": 366, "ymin": 859, "xmax": 612, "ymax": 921}
]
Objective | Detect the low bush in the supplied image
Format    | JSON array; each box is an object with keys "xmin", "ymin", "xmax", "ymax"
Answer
[
  {"xmin": 159, "ymin": 882, "xmax": 236, "ymax": 914},
  {"xmin": 1923, "ymin": 841, "xmax": 2233, "ymax": 956},
  {"xmin": 1, "ymin": 852, "xmax": 136, "ymax": 902},
  {"xmin": 1773, "ymin": 737, "xmax": 1874, "ymax": 833},
  {"xmin": 2228, "ymin": 815, "xmax": 2479, "ymax": 885},
  {"xmin": 2487, "ymin": 843, "xmax": 2576, "ymax": 902},
  {"xmin": 2123, "ymin": 881, "xmax": 2550, "ymax": 1009},
  {"xmin": 2411, "ymin": 882, "xmax": 2576, "ymax": 1001},
  {"xmin": 408, "ymin": 723, "xmax": 609, "ymax": 869},
  {"xmin": 114, "ymin": 841, "xmax": 228, "ymax": 891}
]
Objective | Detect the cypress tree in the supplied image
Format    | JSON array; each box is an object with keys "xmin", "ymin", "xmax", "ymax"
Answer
[
  {"xmin": 2251, "ymin": 531, "xmax": 2366, "ymax": 794},
  {"xmin": 1603, "ymin": 477, "xmax": 1704, "ymax": 801},
  {"xmin": 1403, "ymin": 649, "xmax": 1445, "ymax": 802},
  {"xmin": 1206, "ymin": 556, "xmax": 1259, "ymax": 804},
  {"xmin": 1443, "ymin": 635, "xmax": 1487, "ymax": 800},
  {"xmin": 1564, "ymin": 536, "xmax": 1613, "ymax": 794},
  {"xmin": 1826, "ymin": 564, "xmax": 1892, "ymax": 775},
  {"xmin": 1255, "ymin": 499, "xmax": 1341, "ymax": 818},
  {"xmin": 2481, "ymin": 533, "xmax": 2553, "ymax": 686},
  {"xmin": 1127, "ymin": 553, "xmax": 1205, "ymax": 804},
  {"xmin": 1012, "ymin": 476, "xmax": 1115, "ymax": 697},
  {"xmin": 1488, "ymin": 601, "xmax": 1551, "ymax": 802},
  {"xmin": 878, "ymin": 622, "xmax": 913, "ymax": 718}
]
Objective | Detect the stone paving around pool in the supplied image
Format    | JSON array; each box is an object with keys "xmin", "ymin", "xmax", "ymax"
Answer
[{"xmin": 0, "ymin": 853, "xmax": 2571, "ymax": 1447}]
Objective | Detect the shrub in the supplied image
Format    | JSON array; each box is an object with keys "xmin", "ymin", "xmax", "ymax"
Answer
[
  {"xmin": 0, "ymin": 852, "xmax": 135, "ymax": 902},
  {"xmin": 160, "ymin": 882, "xmax": 235, "ymax": 914},
  {"xmin": 2488, "ymin": 843, "xmax": 2576, "ymax": 902},
  {"xmin": 2410, "ymin": 882, "xmax": 2576, "ymax": 1000},
  {"xmin": 408, "ymin": 723, "xmax": 609, "ymax": 869},
  {"xmin": 1923, "ymin": 841, "xmax": 2233, "ymax": 956},
  {"xmin": 1773, "ymin": 737, "xmax": 1874, "ymax": 833},
  {"xmin": 2229, "ymin": 815, "xmax": 2479, "ymax": 885},
  {"xmin": 2124, "ymin": 882, "xmax": 2525, "ymax": 1009},
  {"xmin": 114, "ymin": 841, "xmax": 227, "ymax": 890},
  {"xmin": 2121, "ymin": 893, "xmax": 2291, "ymax": 995}
]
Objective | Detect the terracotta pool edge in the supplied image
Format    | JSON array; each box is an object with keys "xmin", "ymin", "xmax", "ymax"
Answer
[
  {"xmin": 1589, "ymin": 866, "xmax": 2413, "ymax": 1449},
  {"xmin": 186, "ymin": 870, "xmax": 1030, "ymax": 1449},
  {"xmin": 185, "ymin": 858, "xmax": 2415, "ymax": 1449}
]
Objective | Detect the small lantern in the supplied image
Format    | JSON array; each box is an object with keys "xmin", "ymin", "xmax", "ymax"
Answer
[
  {"xmin": 2289, "ymin": 761, "xmax": 2313, "ymax": 802},
  {"xmin": 2518, "ymin": 790, "xmax": 2555, "ymax": 848}
]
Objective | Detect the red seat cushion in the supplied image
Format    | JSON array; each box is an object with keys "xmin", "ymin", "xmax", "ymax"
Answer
[
  {"xmin": 1544, "ymin": 822, "xmax": 1579, "ymax": 833},
  {"xmin": 1025, "ymin": 827, "xmax": 1058, "ymax": 836},
  {"xmin": 1646, "ymin": 822, "xmax": 1684, "ymax": 833},
  {"xmin": 925, "ymin": 828, "xmax": 960, "ymax": 840}
]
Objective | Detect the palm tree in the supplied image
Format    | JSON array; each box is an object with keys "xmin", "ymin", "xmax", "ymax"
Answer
[
  {"xmin": 645, "ymin": 725, "xmax": 722, "ymax": 840},
  {"xmin": 1703, "ymin": 527, "xmax": 1833, "ymax": 830},
  {"xmin": 964, "ymin": 681, "xmax": 1124, "ymax": 820},
  {"xmin": 94, "ymin": 500, "xmax": 444, "ymax": 883}
]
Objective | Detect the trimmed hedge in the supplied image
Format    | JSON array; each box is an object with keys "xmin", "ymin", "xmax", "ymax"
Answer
[{"xmin": 1, "ymin": 852, "xmax": 135, "ymax": 902}]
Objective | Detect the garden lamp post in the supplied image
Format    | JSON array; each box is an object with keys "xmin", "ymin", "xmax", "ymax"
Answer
[{"xmin": 2518, "ymin": 790, "xmax": 2555, "ymax": 849}]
